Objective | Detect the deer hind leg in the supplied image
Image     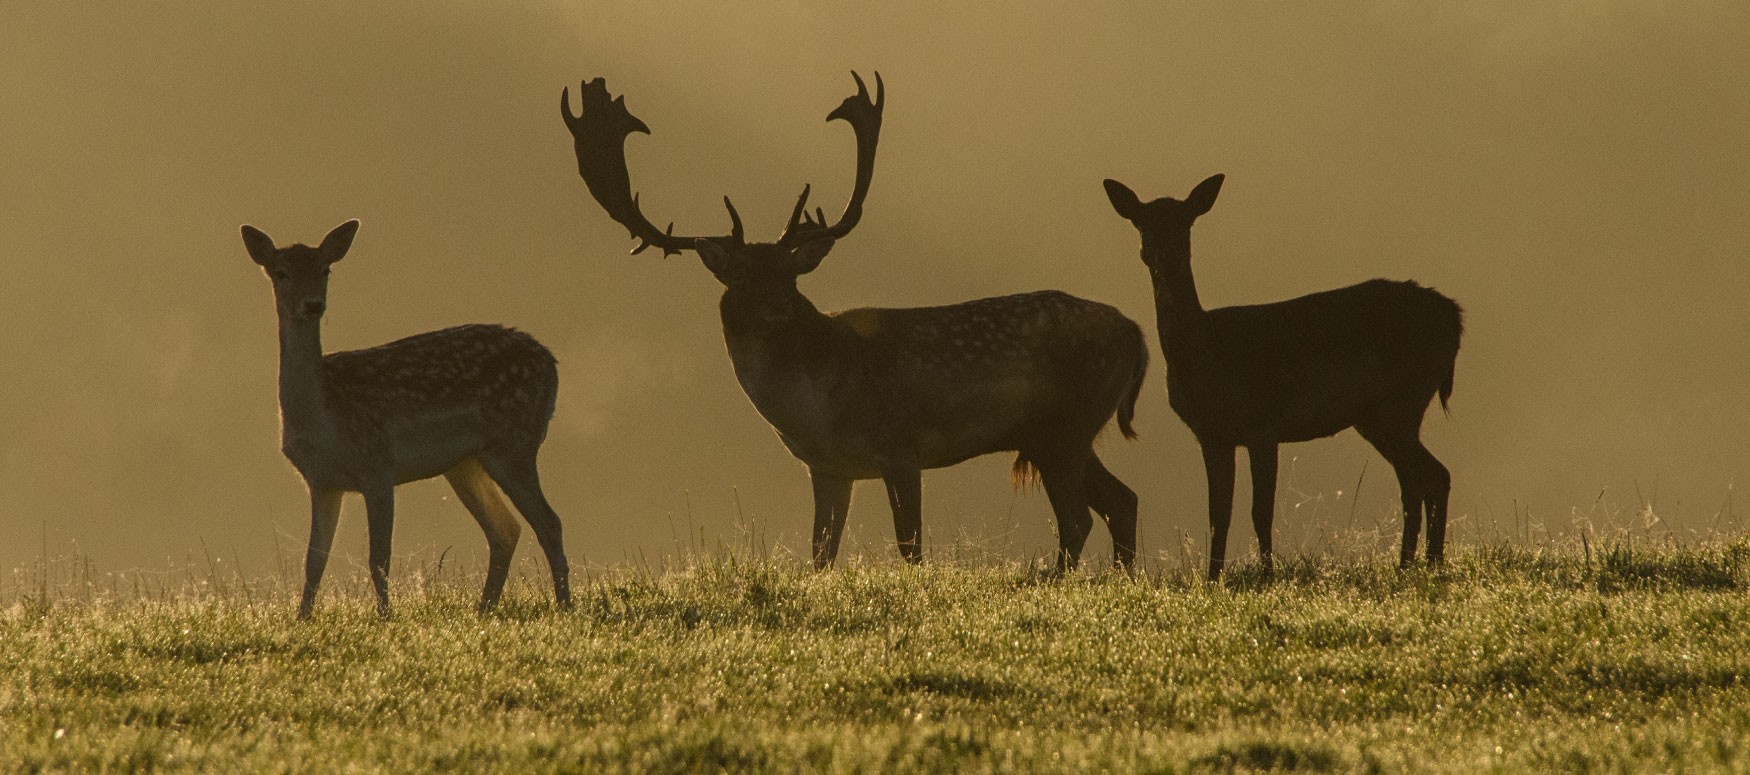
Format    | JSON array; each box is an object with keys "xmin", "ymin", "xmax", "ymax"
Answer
[
  {"xmin": 444, "ymin": 458, "xmax": 522, "ymax": 613},
  {"xmin": 1037, "ymin": 454, "xmax": 1094, "ymax": 573},
  {"xmin": 1356, "ymin": 421, "xmax": 1426, "ymax": 569},
  {"xmin": 1201, "ymin": 442, "xmax": 1237, "ymax": 581},
  {"xmin": 298, "ymin": 486, "xmax": 344, "ymax": 620},
  {"xmin": 362, "ymin": 486, "xmax": 397, "ymax": 619},
  {"xmin": 882, "ymin": 468, "xmax": 924, "ymax": 565},
  {"xmin": 1084, "ymin": 455, "xmax": 1138, "ymax": 569},
  {"xmin": 1247, "ymin": 443, "xmax": 1280, "ymax": 577},
  {"xmin": 809, "ymin": 470, "xmax": 853, "ymax": 570},
  {"xmin": 1415, "ymin": 443, "xmax": 1452, "ymax": 566},
  {"xmin": 478, "ymin": 452, "xmax": 571, "ymax": 610}
]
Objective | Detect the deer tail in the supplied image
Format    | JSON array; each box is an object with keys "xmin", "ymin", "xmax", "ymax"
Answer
[
  {"xmin": 1438, "ymin": 362, "xmax": 1455, "ymax": 413},
  {"xmin": 1116, "ymin": 326, "xmax": 1149, "ymax": 440},
  {"xmin": 1436, "ymin": 292, "xmax": 1464, "ymax": 415},
  {"xmin": 1011, "ymin": 454, "xmax": 1041, "ymax": 489}
]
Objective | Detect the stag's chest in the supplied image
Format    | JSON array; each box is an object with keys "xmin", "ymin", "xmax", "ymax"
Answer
[
  {"xmin": 1163, "ymin": 359, "xmax": 1241, "ymax": 440},
  {"xmin": 722, "ymin": 327, "xmax": 886, "ymax": 470},
  {"xmin": 280, "ymin": 419, "xmax": 365, "ymax": 489},
  {"xmin": 725, "ymin": 333, "xmax": 840, "ymax": 429},
  {"xmin": 278, "ymin": 398, "xmax": 410, "ymax": 489}
]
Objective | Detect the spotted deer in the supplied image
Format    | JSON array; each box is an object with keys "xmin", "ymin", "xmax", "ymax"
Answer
[
  {"xmin": 562, "ymin": 73, "xmax": 1149, "ymax": 570},
  {"xmin": 242, "ymin": 220, "xmax": 571, "ymax": 618},
  {"xmin": 1103, "ymin": 174, "xmax": 1463, "ymax": 579}
]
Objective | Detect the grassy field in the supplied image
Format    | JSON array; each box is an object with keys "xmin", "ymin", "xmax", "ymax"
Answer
[{"xmin": 5, "ymin": 542, "xmax": 1750, "ymax": 774}]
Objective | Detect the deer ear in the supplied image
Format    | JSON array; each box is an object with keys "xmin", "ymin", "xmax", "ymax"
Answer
[
  {"xmin": 1103, "ymin": 179, "xmax": 1141, "ymax": 219},
  {"xmin": 789, "ymin": 237, "xmax": 835, "ymax": 275},
  {"xmin": 319, "ymin": 219, "xmax": 360, "ymax": 263},
  {"xmin": 695, "ymin": 238, "xmax": 732, "ymax": 277},
  {"xmin": 241, "ymin": 225, "xmax": 277, "ymax": 266},
  {"xmin": 1186, "ymin": 174, "xmax": 1224, "ymax": 217}
]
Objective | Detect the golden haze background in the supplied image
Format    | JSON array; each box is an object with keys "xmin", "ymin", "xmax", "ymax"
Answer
[{"xmin": 2, "ymin": 2, "xmax": 1746, "ymax": 576}]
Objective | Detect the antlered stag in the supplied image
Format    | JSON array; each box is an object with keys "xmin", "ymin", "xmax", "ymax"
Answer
[
  {"xmin": 563, "ymin": 73, "xmax": 1148, "ymax": 570},
  {"xmin": 1103, "ymin": 174, "xmax": 1462, "ymax": 579}
]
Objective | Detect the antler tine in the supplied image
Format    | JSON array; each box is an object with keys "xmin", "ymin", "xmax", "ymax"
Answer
[
  {"xmin": 786, "ymin": 185, "xmax": 812, "ymax": 231},
  {"xmin": 848, "ymin": 70, "xmax": 885, "ymax": 110},
  {"xmin": 776, "ymin": 184, "xmax": 815, "ymax": 244},
  {"xmin": 779, "ymin": 70, "xmax": 884, "ymax": 248},
  {"xmin": 561, "ymin": 87, "xmax": 580, "ymax": 130},
  {"xmin": 625, "ymin": 193, "xmax": 677, "ymax": 256},
  {"xmin": 562, "ymin": 77, "xmax": 736, "ymax": 258},
  {"xmin": 723, "ymin": 197, "xmax": 745, "ymax": 245}
]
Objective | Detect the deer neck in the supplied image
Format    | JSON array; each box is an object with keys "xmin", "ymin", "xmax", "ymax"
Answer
[
  {"xmin": 720, "ymin": 282, "xmax": 841, "ymax": 367},
  {"xmin": 717, "ymin": 283, "xmax": 851, "ymax": 427},
  {"xmin": 276, "ymin": 315, "xmax": 332, "ymax": 434},
  {"xmin": 1148, "ymin": 257, "xmax": 1212, "ymax": 366}
]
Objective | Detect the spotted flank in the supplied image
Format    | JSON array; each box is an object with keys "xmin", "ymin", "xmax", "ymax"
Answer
[{"xmin": 322, "ymin": 324, "xmax": 559, "ymax": 452}]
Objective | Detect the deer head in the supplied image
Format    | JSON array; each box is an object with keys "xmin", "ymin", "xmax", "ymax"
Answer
[
  {"xmin": 561, "ymin": 72, "xmax": 883, "ymax": 287},
  {"xmin": 242, "ymin": 220, "xmax": 359, "ymax": 321},
  {"xmin": 1103, "ymin": 174, "xmax": 1224, "ymax": 277}
]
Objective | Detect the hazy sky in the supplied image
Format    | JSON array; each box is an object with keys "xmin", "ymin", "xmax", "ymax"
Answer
[{"xmin": 3, "ymin": 2, "xmax": 1746, "ymax": 579}]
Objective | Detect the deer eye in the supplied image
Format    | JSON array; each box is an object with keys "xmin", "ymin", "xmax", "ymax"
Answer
[{"xmin": 270, "ymin": 270, "xmax": 290, "ymax": 281}]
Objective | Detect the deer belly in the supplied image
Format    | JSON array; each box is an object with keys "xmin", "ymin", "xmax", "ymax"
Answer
[
  {"xmin": 916, "ymin": 425, "xmax": 1014, "ymax": 470},
  {"xmin": 386, "ymin": 407, "xmax": 486, "ymax": 483},
  {"xmin": 909, "ymin": 383, "xmax": 1030, "ymax": 468},
  {"xmin": 1176, "ymin": 381, "xmax": 1368, "ymax": 445}
]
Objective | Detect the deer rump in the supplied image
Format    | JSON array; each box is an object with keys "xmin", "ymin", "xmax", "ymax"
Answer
[
  {"xmin": 1166, "ymin": 279, "xmax": 1463, "ymax": 445},
  {"xmin": 727, "ymin": 290, "xmax": 1149, "ymax": 483}
]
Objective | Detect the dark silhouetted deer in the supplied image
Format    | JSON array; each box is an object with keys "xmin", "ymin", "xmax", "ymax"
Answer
[
  {"xmin": 563, "ymin": 73, "xmax": 1148, "ymax": 570},
  {"xmin": 242, "ymin": 220, "xmax": 571, "ymax": 618},
  {"xmin": 1103, "ymin": 174, "xmax": 1462, "ymax": 579}
]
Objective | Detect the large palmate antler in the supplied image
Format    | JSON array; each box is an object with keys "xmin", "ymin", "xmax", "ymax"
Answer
[
  {"xmin": 777, "ymin": 72, "xmax": 884, "ymax": 248},
  {"xmin": 562, "ymin": 73, "xmax": 883, "ymax": 256},
  {"xmin": 561, "ymin": 78, "xmax": 740, "ymax": 256}
]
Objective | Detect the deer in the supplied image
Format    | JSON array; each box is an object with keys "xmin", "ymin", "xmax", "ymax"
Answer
[
  {"xmin": 1102, "ymin": 174, "xmax": 1463, "ymax": 580},
  {"xmin": 241, "ymin": 220, "xmax": 571, "ymax": 619},
  {"xmin": 562, "ymin": 73, "xmax": 1149, "ymax": 571}
]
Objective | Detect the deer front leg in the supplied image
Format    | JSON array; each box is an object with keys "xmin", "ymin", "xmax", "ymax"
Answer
[
  {"xmin": 883, "ymin": 468, "xmax": 923, "ymax": 565},
  {"xmin": 809, "ymin": 470, "xmax": 853, "ymax": 569},
  {"xmin": 362, "ymin": 486, "xmax": 396, "ymax": 620},
  {"xmin": 298, "ymin": 486, "xmax": 344, "ymax": 620},
  {"xmin": 1248, "ymin": 444, "xmax": 1279, "ymax": 578},
  {"xmin": 1201, "ymin": 443, "xmax": 1236, "ymax": 581}
]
